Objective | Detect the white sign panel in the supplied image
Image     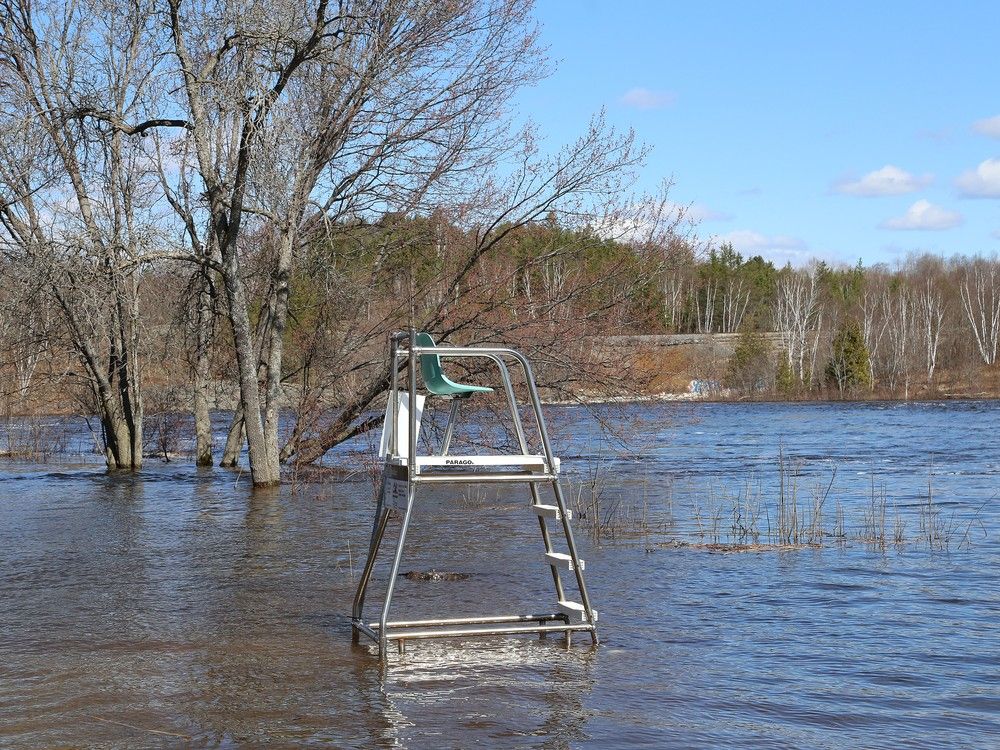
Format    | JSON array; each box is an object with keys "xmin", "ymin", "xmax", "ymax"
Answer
[{"xmin": 382, "ymin": 463, "xmax": 410, "ymax": 510}]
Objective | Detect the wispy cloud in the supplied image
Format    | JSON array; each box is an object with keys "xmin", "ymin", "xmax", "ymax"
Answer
[
  {"xmin": 619, "ymin": 87, "xmax": 676, "ymax": 110},
  {"xmin": 916, "ymin": 127, "xmax": 952, "ymax": 143},
  {"xmin": 834, "ymin": 165, "xmax": 932, "ymax": 196},
  {"xmin": 664, "ymin": 200, "xmax": 731, "ymax": 223},
  {"xmin": 991, "ymin": 229, "xmax": 1000, "ymax": 241},
  {"xmin": 956, "ymin": 158, "xmax": 1000, "ymax": 198},
  {"xmin": 972, "ymin": 115, "xmax": 1000, "ymax": 139},
  {"xmin": 881, "ymin": 199, "xmax": 962, "ymax": 230},
  {"xmin": 712, "ymin": 229, "xmax": 815, "ymax": 266}
]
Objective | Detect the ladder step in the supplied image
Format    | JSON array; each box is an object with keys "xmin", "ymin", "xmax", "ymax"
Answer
[
  {"xmin": 532, "ymin": 503, "xmax": 571, "ymax": 521},
  {"xmin": 558, "ymin": 600, "xmax": 597, "ymax": 624},
  {"xmin": 545, "ymin": 552, "xmax": 584, "ymax": 571}
]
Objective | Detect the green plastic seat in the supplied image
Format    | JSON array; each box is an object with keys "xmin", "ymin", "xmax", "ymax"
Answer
[{"xmin": 416, "ymin": 332, "xmax": 493, "ymax": 397}]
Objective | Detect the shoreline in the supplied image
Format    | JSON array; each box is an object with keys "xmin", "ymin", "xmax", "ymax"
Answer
[
  {"xmin": 5, "ymin": 389, "xmax": 1000, "ymax": 419},
  {"xmin": 547, "ymin": 390, "xmax": 1000, "ymax": 406}
]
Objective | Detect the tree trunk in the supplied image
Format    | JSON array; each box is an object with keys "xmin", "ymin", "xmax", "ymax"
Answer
[
  {"xmin": 193, "ymin": 380, "xmax": 213, "ymax": 466},
  {"xmin": 221, "ymin": 260, "xmax": 281, "ymax": 485},
  {"xmin": 102, "ymin": 411, "xmax": 141, "ymax": 470},
  {"xmin": 261, "ymin": 229, "xmax": 296, "ymax": 470},
  {"xmin": 220, "ymin": 408, "xmax": 245, "ymax": 468},
  {"xmin": 192, "ymin": 270, "xmax": 214, "ymax": 466}
]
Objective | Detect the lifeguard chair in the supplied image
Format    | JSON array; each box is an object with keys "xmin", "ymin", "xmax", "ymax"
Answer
[{"xmin": 352, "ymin": 329, "xmax": 598, "ymax": 658}]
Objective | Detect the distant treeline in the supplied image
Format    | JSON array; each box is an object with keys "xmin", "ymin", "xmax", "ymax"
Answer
[
  {"xmin": 0, "ymin": 212, "xmax": 672, "ymax": 469},
  {"xmin": 662, "ymin": 244, "xmax": 1000, "ymax": 399},
  {"xmin": 5, "ymin": 214, "xmax": 998, "ymax": 430}
]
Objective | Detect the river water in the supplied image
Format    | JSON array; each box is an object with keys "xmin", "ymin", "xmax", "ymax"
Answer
[{"xmin": 1, "ymin": 402, "xmax": 998, "ymax": 748}]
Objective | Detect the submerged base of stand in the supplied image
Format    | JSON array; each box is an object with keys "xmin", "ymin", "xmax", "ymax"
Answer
[{"xmin": 352, "ymin": 612, "xmax": 598, "ymax": 655}]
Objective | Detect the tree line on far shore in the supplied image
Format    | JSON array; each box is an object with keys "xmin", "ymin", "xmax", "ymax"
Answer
[{"xmin": 685, "ymin": 247, "xmax": 1000, "ymax": 399}]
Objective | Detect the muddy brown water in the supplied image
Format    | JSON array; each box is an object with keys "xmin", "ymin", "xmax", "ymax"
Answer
[{"xmin": 1, "ymin": 402, "xmax": 998, "ymax": 748}]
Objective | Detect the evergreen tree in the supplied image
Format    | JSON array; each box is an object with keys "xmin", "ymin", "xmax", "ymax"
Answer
[
  {"xmin": 775, "ymin": 357, "xmax": 795, "ymax": 395},
  {"xmin": 826, "ymin": 320, "xmax": 872, "ymax": 394}
]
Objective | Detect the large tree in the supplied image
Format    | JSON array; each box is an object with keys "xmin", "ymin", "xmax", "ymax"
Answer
[
  {"xmin": 155, "ymin": 0, "xmax": 660, "ymax": 484},
  {"xmin": 0, "ymin": 0, "xmax": 162, "ymax": 470}
]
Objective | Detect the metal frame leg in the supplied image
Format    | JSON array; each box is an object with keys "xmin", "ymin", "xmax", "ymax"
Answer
[
  {"xmin": 352, "ymin": 507, "xmax": 391, "ymax": 640},
  {"xmin": 352, "ymin": 472, "xmax": 389, "ymax": 635},
  {"xmin": 440, "ymin": 398, "xmax": 461, "ymax": 455},
  {"xmin": 377, "ymin": 483, "xmax": 418, "ymax": 658}
]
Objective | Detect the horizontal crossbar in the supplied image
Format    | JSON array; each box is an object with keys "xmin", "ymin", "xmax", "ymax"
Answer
[
  {"xmin": 364, "ymin": 622, "xmax": 595, "ymax": 642},
  {"xmin": 364, "ymin": 613, "xmax": 566, "ymax": 629},
  {"xmin": 412, "ymin": 472, "xmax": 556, "ymax": 484}
]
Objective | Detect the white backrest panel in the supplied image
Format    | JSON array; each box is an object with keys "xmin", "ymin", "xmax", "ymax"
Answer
[{"xmin": 378, "ymin": 392, "xmax": 425, "ymax": 459}]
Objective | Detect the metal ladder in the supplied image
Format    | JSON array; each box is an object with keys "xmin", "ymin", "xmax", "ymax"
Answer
[{"xmin": 351, "ymin": 330, "xmax": 598, "ymax": 658}]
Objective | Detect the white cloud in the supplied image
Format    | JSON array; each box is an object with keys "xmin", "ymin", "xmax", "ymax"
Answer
[
  {"xmin": 718, "ymin": 229, "xmax": 805, "ymax": 252},
  {"xmin": 619, "ymin": 87, "xmax": 676, "ymax": 110},
  {"xmin": 713, "ymin": 229, "xmax": 814, "ymax": 266},
  {"xmin": 991, "ymin": 229, "xmax": 1000, "ymax": 241},
  {"xmin": 664, "ymin": 200, "xmax": 730, "ymax": 223},
  {"xmin": 956, "ymin": 158, "xmax": 1000, "ymax": 198},
  {"xmin": 881, "ymin": 199, "xmax": 963, "ymax": 230},
  {"xmin": 835, "ymin": 165, "xmax": 932, "ymax": 196},
  {"xmin": 972, "ymin": 116, "xmax": 1000, "ymax": 139}
]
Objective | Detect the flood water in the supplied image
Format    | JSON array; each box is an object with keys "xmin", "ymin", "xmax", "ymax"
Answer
[{"xmin": 1, "ymin": 401, "xmax": 998, "ymax": 748}]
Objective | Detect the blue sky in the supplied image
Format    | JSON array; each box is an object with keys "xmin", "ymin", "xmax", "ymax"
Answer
[{"xmin": 518, "ymin": 1, "xmax": 1000, "ymax": 267}]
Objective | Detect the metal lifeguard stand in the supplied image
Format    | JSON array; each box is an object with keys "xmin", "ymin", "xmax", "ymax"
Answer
[{"xmin": 351, "ymin": 329, "xmax": 598, "ymax": 658}]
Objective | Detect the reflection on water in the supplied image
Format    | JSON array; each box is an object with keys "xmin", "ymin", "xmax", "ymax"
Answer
[{"xmin": 1, "ymin": 402, "xmax": 999, "ymax": 748}]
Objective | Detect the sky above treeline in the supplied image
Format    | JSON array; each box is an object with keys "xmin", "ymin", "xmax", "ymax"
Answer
[{"xmin": 519, "ymin": 1, "xmax": 1000, "ymax": 267}]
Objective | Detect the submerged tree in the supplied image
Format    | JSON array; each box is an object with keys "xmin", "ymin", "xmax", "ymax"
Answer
[
  {"xmin": 0, "ymin": 0, "xmax": 161, "ymax": 470},
  {"xmin": 155, "ymin": 0, "xmax": 664, "ymax": 483}
]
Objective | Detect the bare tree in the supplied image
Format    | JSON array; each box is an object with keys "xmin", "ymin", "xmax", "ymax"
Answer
[
  {"xmin": 959, "ymin": 260, "xmax": 1000, "ymax": 366},
  {"xmin": 283, "ymin": 148, "xmax": 673, "ymax": 466},
  {"xmin": 918, "ymin": 277, "xmax": 945, "ymax": 383},
  {"xmin": 0, "ymin": 0, "xmax": 162, "ymax": 470},
  {"xmin": 881, "ymin": 283, "xmax": 914, "ymax": 396},
  {"xmin": 774, "ymin": 266, "xmax": 821, "ymax": 385},
  {"xmin": 694, "ymin": 279, "xmax": 717, "ymax": 333},
  {"xmin": 663, "ymin": 271, "xmax": 686, "ymax": 331},
  {"xmin": 142, "ymin": 0, "xmax": 668, "ymax": 483},
  {"xmin": 720, "ymin": 277, "xmax": 750, "ymax": 334},
  {"xmin": 860, "ymin": 278, "xmax": 889, "ymax": 390}
]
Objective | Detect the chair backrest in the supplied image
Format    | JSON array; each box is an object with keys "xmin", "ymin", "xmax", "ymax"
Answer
[
  {"xmin": 415, "ymin": 331, "xmax": 446, "ymax": 392},
  {"xmin": 415, "ymin": 331, "xmax": 493, "ymax": 397}
]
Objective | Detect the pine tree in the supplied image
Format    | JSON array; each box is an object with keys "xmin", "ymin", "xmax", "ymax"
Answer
[
  {"xmin": 826, "ymin": 320, "xmax": 872, "ymax": 393},
  {"xmin": 725, "ymin": 329, "xmax": 773, "ymax": 397}
]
